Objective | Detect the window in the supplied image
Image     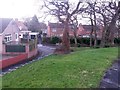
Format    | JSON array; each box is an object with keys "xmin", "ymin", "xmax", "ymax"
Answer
[
  {"xmin": 31, "ymin": 35, "xmax": 36, "ymax": 39},
  {"xmin": 52, "ymin": 29, "xmax": 56, "ymax": 32},
  {"xmin": 4, "ymin": 34, "xmax": 12, "ymax": 43},
  {"xmin": 16, "ymin": 33, "xmax": 18, "ymax": 39}
]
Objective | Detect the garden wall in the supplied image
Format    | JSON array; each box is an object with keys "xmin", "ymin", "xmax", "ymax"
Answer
[{"xmin": 0, "ymin": 53, "xmax": 28, "ymax": 69}]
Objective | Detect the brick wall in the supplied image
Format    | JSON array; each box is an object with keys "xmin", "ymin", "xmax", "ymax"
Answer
[{"xmin": 0, "ymin": 53, "xmax": 28, "ymax": 69}]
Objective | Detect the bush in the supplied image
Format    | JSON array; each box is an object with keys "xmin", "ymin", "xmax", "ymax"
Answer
[
  {"xmin": 42, "ymin": 37, "xmax": 62, "ymax": 44},
  {"xmin": 70, "ymin": 37, "xmax": 90, "ymax": 47},
  {"xmin": 114, "ymin": 38, "xmax": 120, "ymax": 45},
  {"xmin": 50, "ymin": 36, "xmax": 62, "ymax": 44},
  {"xmin": 104, "ymin": 45, "xmax": 110, "ymax": 48},
  {"xmin": 70, "ymin": 37, "xmax": 102, "ymax": 47}
]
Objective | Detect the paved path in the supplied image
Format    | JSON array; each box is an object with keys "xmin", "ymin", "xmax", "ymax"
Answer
[
  {"xmin": 100, "ymin": 59, "xmax": 120, "ymax": 88},
  {"xmin": 1, "ymin": 44, "xmax": 56, "ymax": 76}
]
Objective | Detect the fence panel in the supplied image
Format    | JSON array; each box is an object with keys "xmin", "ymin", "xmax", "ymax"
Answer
[{"xmin": 6, "ymin": 45, "xmax": 26, "ymax": 52}]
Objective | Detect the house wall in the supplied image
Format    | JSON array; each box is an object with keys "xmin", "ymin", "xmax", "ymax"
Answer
[
  {"xmin": 47, "ymin": 25, "xmax": 83, "ymax": 37},
  {"xmin": 47, "ymin": 25, "xmax": 51, "ymax": 37},
  {"xmin": 0, "ymin": 35, "xmax": 2, "ymax": 54},
  {"xmin": 2, "ymin": 21, "xmax": 20, "ymax": 42}
]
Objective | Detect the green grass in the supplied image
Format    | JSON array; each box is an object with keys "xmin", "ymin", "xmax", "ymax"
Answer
[{"xmin": 2, "ymin": 47, "xmax": 118, "ymax": 88}]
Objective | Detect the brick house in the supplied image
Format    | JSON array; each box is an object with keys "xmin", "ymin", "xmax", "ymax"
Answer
[
  {"xmin": 78, "ymin": 24, "xmax": 102, "ymax": 38},
  {"xmin": 47, "ymin": 22, "xmax": 75, "ymax": 37},
  {"xmin": 47, "ymin": 22, "xmax": 102, "ymax": 38}
]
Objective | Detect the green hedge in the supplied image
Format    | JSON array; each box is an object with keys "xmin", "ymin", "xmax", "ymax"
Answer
[
  {"xmin": 42, "ymin": 37, "xmax": 62, "ymax": 44},
  {"xmin": 42, "ymin": 37, "xmax": 120, "ymax": 46},
  {"xmin": 114, "ymin": 38, "xmax": 120, "ymax": 45}
]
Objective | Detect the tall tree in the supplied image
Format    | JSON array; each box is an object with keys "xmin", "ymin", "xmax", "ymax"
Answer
[
  {"xmin": 87, "ymin": 2, "xmax": 98, "ymax": 47},
  {"xmin": 82, "ymin": 1, "xmax": 98, "ymax": 47},
  {"xmin": 43, "ymin": 0, "xmax": 87, "ymax": 53},
  {"xmin": 96, "ymin": 1, "xmax": 120, "ymax": 47},
  {"xmin": 70, "ymin": 15, "xmax": 78, "ymax": 47},
  {"xmin": 106, "ymin": 1, "xmax": 120, "ymax": 46}
]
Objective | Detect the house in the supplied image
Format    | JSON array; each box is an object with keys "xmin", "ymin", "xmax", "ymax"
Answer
[
  {"xmin": 47, "ymin": 22, "xmax": 102, "ymax": 39},
  {"xmin": 15, "ymin": 19, "xmax": 31, "ymax": 39},
  {"xmin": 39, "ymin": 22, "xmax": 47, "ymax": 34},
  {"xmin": 0, "ymin": 18, "xmax": 20, "ymax": 54},
  {"xmin": 47, "ymin": 22, "xmax": 74, "ymax": 37},
  {"xmin": 0, "ymin": 18, "xmax": 38, "ymax": 69},
  {"xmin": 78, "ymin": 24, "xmax": 102, "ymax": 38}
]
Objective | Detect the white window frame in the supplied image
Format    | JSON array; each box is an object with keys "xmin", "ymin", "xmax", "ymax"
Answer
[
  {"xmin": 4, "ymin": 34, "xmax": 12, "ymax": 43},
  {"xmin": 52, "ymin": 29, "xmax": 56, "ymax": 32}
]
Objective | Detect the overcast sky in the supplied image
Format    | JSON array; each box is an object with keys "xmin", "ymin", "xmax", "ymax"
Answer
[
  {"xmin": 0, "ymin": 0, "xmax": 118, "ymax": 24},
  {"xmin": 0, "ymin": 0, "xmax": 37, "ymax": 18}
]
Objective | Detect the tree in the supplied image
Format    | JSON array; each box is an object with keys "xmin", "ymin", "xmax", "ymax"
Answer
[
  {"xmin": 95, "ymin": 1, "xmax": 110, "ymax": 47},
  {"xmin": 43, "ymin": 0, "xmax": 87, "ymax": 53},
  {"xmin": 106, "ymin": 1, "xmax": 120, "ymax": 46},
  {"xmin": 82, "ymin": 1, "xmax": 98, "ymax": 47},
  {"xmin": 87, "ymin": 2, "xmax": 98, "ymax": 47},
  {"xmin": 70, "ymin": 15, "xmax": 78, "ymax": 47},
  {"xmin": 83, "ymin": 1, "xmax": 120, "ymax": 47},
  {"xmin": 96, "ymin": 1, "xmax": 120, "ymax": 47}
]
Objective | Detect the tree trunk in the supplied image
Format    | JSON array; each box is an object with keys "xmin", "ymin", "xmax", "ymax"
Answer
[
  {"xmin": 93, "ymin": 9, "xmax": 97, "ymax": 47},
  {"xmin": 62, "ymin": 20, "xmax": 70, "ymax": 53},
  {"xmin": 73, "ymin": 31, "xmax": 78, "ymax": 47},
  {"xmin": 101, "ymin": 27, "xmax": 106, "ymax": 47},
  {"xmin": 100, "ymin": 15, "xmax": 107, "ymax": 47},
  {"xmin": 90, "ymin": 16, "xmax": 94, "ymax": 47},
  {"xmin": 105, "ymin": 2, "xmax": 120, "ymax": 46},
  {"xmin": 107, "ymin": 13, "xmax": 118, "ymax": 46}
]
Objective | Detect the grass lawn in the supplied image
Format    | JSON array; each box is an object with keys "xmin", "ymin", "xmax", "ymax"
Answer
[{"xmin": 2, "ymin": 47, "xmax": 118, "ymax": 88}]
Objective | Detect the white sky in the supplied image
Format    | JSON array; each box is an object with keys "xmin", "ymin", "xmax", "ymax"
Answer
[
  {"xmin": 0, "ymin": 0, "xmax": 118, "ymax": 24},
  {"xmin": 0, "ymin": 0, "xmax": 38, "ymax": 18}
]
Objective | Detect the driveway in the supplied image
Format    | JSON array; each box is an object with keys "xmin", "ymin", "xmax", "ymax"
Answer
[{"xmin": 37, "ymin": 44, "xmax": 56, "ymax": 57}]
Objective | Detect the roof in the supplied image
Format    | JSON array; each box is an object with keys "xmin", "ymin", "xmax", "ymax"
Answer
[
  {"xmin": 48, "ymin": 23, "xmax": 64, "ymax": 28},
  {"xmin": 15, "ymin": 20, "xmax": 28, "ymax": 31},
  {"xmin": 82, "ymin": 25, "xmax": 100, "ymax": 31},
  {"xmin": 0, "ymin": 18, "xmax": 12, "ymax": 33},
  {"xmin": 39, "ymin": 23, "xmax": 47, "ymax": 29}
]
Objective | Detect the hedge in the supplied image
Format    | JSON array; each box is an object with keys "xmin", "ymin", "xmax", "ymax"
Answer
[{"xmin": 42, "ymin": 37, "xmax": 120, "ymax": 46}]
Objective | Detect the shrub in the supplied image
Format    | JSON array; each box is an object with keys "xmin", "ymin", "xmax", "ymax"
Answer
[
  {"xmin": 50, "ymin": 36, "xmax": 62, "ymax": 44},
  {"xmin": 42, "ymin": 37, "xmax": 62, "ymax": 44},
  {"xmin": 114, "ymin": 38, "xmax": 120, "ymax": 45}
]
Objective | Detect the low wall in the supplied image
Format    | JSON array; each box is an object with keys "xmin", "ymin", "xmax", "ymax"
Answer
[
  {"xmin": 1, "ymin": 43, "xmax": 38, "ymax": 69},
  {"xmin": 0, "ymin": 53, "xmax": 28, "ymax": 69}
]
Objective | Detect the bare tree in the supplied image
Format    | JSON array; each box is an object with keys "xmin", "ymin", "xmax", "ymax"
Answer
[
  {"xmin": 106, "ymin": 1, "xmax": 120, "ymax": 46},
  {"xmin": 82, "ymin": 1, "xmax": 98, "ymax": 47},
  {"xmin": 95, "ymin": 1, "xmax": 111, "ymax": 47},
  {"xmin": 70, "ymin": 15, "xmax": 78, "ymax": 47},
  {"xmin": 42, "ymin": 0, "xmax": 87, "ymax": 53},
  {"xmin": 87, "ymin": 2, "xmax": 98, "ymax": 47},
  {"xmin": 81, "ymin": 13, "xmax": 94, "ymax": 47},
  {"xmin": 96, "ymin": 1, "xmax": 120, "ymax": 47}
]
